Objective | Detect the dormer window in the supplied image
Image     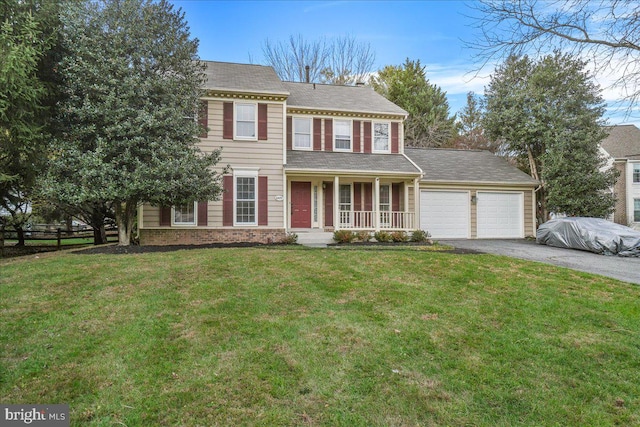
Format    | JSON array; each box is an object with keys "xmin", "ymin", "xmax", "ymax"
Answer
[
  {"xmin": 373, "ymin": 122, "xmax": 390, "ymax": 153},
  {"xmin": 334, "ymin": 119, "xmax": 351, "ymax": 151}
]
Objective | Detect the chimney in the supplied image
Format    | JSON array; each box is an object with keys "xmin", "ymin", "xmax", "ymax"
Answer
[{"xmin": 305, "ymin": 65, "xmax": 310, "ymax": 83}]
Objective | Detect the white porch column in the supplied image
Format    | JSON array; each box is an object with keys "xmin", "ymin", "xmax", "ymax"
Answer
[
  {"xmin": 404, "ymin": 181, "xmax": 409, "ymax": 212},
  {"xmin": 334, "ymin": 175, "xmax": 340, "ymax": 230},
  {"xmin": 374, "ymin": 177, "xmax": 380, "ymax": 231}
]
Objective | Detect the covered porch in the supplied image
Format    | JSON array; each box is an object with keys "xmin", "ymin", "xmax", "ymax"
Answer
[
  {"xmin": 285, "ymin": 151, "xmax": 422, "ymax": 232},
  {"xmin": 287, "ymin": 176, "xmax": 419, "ymax": 232}
]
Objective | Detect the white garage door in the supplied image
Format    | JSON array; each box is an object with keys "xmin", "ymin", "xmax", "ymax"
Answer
[
  {"xmin": 420, "ymin": 191, "xmax": 470, "ymax": 238},
  {"xmin": 477, "ymin": 192, "xmax": 523, "ymax": 238}
]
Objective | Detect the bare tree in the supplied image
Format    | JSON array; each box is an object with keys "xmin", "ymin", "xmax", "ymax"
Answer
[
  {"xmin": 262, "ymin": 34, "xmax": 375, "ymax": 85},
  {"xmin": 467, "ymin": 0, "xmax": 640, "ymax": 112},
  {"xmin": 262, "ymin": 35, "xmax": 328, "ymax": 83}
]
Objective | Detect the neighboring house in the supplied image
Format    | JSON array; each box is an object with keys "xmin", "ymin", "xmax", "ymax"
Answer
[
  {"xmin": 601, "ymin": 124, "xmax": 640, "ymax": 229},
  {"xmin": 138, "ymin": 61, "xmax": 538, "ymax": 244}
]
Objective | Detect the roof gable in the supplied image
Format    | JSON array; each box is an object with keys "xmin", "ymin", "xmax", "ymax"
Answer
[
  {"xmin": 203, "ymin": 61, "xmax": 288, "ymax": 95},
  {"xmin": 601, "ymin": 125, "xmax": 640, "ymax": 160}
]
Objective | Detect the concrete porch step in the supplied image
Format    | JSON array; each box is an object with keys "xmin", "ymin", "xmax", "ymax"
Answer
[{"xmin": 294, "ymin": 231, "xmax": 334, "ymax": 247}]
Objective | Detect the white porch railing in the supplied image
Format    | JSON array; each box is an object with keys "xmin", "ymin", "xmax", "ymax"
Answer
[{"xmin": 338, "ymin": 211, "xmax": 415, "ymax": 231}]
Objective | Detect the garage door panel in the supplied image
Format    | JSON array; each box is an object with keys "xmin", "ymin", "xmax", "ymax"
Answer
[
  {"xmin": 420, "ymin": 191, "xmax": 469, "ymax": 238},
  {"xmin": 477, "ymin": 192, "xmax": 523, "ymax": 238}
]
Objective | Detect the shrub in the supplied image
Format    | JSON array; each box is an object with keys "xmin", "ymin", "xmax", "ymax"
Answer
[
  {"xmin": 410, "ymin": 229, "xmax": 431, "ymax": 243},
  {"xmin": 333, "ymin": 230, "xmax": 355, "ymax": 243},
  {"xmin": 280, "ymin": 232, "xmax": 298, "ymax": 245},
  {"xmin": 373, "ymin": 231, "xmax": 393, "ymax": 243},
  {"xmin": 390, "ymin": 231, "xmax": 409, "ymax": 242},
  {"xmin": 355, "ymin": 230, "xmax": 371, "ymax": 242}
]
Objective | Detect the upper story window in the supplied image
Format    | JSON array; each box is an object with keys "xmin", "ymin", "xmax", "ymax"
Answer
[
  {"xmin": 633, "ymin": 164, "xmax": 640, "ymax": 183},
  {"xmin": 373, "ymin": 122, "xmax": 390, "ymax": 153},
  {"xmin": 293, "ymin": 117, "xmax": 312, "ymax": 150},
  {"xmin": 173, "ymin": 202, "xmax": 196, "ymax": 225},
  {"xmin": 334, "ymin": 119, "xmax": 351, "ymax": 151},
  {"xmin": 235, "ymin": 103, "xmax": 257, "ymax": 140}
]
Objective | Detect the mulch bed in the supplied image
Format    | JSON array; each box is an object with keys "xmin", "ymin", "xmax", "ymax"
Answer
[{"xmin": 2, "ymin": 242, "xmax": 482, "ymax": 257}]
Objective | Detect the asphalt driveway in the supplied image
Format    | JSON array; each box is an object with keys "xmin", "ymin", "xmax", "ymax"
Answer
[{"xmin": 439, "ymin": 239, "xmax": 640, "ymax": 285}]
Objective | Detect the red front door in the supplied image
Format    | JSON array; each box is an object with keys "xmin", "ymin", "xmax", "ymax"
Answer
[{"xmin": 291, "ymin": 181, "xmax": 312, "ymax": 228}]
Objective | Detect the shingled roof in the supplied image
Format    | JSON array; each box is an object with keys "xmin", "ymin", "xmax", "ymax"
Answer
[
  {"xmin": 286, "ymin": 151, "xmax": 421, "ymax": 176},
  {"xmin": 203, "ymin": 61, "xmax": 289, "ymax": 95},
  {"xmin": 282, "ymin": 82, "xmax": 408, "ymax": 117},
  {"xmin": 601, "ymin": 125, "xmax": 640, "ymax": 160},
  {"xmin": 405, "ymin": 148, "xmax": 538, "ymax": 185}
]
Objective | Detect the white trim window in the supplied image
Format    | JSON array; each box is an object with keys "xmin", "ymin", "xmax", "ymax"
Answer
[
  {"xmin": 373, "ymin": 122, "xmax": 390, "ymax": 153},
  {"xmin": 173, "ymin": 202, "xmax": 197, "ymax": 225},
  {"xmin": 293, "ymin": 117, "xmax": 312, "ymax": 150},
  {"xmin": 235, "ymin": 172, "xmax": 258, "ymax": 225},
  {"xmin": 334, "ymin": 119, "xmax": 351, "ymax": 151},
  {"xmin": 635, "ymin": 199, "xmax": 640, "ymax": 222},
  {"xmin": 633, "ymin": 163, "xmax": 640, "ymax": 183},
  {"xmin": 235, "ymin": 102, "xmax": 257, "ymax": 140}
]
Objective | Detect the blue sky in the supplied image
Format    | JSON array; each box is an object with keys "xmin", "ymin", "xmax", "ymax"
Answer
[{"xmin": 169, "ymin": 0, "xmax": 638, "ymax": 126}]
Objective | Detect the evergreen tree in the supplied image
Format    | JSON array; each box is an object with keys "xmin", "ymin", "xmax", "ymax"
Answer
[
  {"xmin": 45, "ymin": 0, "xmax": 224, "ymax": 246},
  {"xmin": 449, "ymin": 91, "xmax": 501, "ymax": 152},
  {"xmin": 0, "ymin": 0, "xmax": 59, "ymax": 245},
  {"xmin": 483, "ymin": 53, "xmax": 617, "ymax": 224},
  {"xmin": 370, "ymin": 59, "xmax": 456, "ymax": 147}
]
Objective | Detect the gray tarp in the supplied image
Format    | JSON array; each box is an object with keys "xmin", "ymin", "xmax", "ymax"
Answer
[{"xmin": 537, "ymin": 217, "xmax": 640, "ymax": 257}]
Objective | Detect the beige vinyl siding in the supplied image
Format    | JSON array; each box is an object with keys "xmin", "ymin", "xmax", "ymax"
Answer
[
  {"xmin": 470, "ymin": 190, "xmax": 478, "ymax": 238},
  {"xmin": 202, "ymin": 100, "xmax": 285, "ymax": 228},
  {"xmin": 524, "ymin": 189, "xmax": 534, "ymax": 237},
  {"xmin": 143, "ymin": 204, "xmax": 160, "ymax": 227},
  {"xmin": 141, "ymin": 99, "xmax": 285, "ymax": 230}
]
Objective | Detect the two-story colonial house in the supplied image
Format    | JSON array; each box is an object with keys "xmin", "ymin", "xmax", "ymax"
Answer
[{"xmin": 138, "ymin": 61, "xmax": 537, "ymax": 245}]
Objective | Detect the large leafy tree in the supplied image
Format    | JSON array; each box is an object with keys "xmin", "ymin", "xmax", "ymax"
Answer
[
  {"xmin": 483, "ymin": 53, "xmax": 617, "ymax": 224},
  {"xmin": 370, "ymin": 59, "xmax": 456, "ymax": 147},
  {"xmin": 0, "ymin": 0, "xmax": 60, "ymax": 245},
  {"xmin": 45, "ymin": 0, "xmax": 224, "ymax": 246}
]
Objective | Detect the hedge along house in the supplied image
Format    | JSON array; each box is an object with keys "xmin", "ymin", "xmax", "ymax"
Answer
[{"xmin": 138, "ymin": 61, "xmax": 538, "ymax": 245}]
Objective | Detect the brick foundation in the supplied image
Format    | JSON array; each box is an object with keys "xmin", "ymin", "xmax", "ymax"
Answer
[{"xmin": 139, "ymin": 228, "xmax": 287, "ymax": 246}]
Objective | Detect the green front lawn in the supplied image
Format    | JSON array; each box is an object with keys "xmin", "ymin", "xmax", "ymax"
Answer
[{"xmin": 1, "ymin": 247, "xmax": 638, "ymax": 426}]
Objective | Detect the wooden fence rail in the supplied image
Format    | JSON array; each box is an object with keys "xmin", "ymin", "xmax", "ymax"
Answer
[{"xmin": 1, "ymin": 227, "xmax": 118, "ymax": 251}]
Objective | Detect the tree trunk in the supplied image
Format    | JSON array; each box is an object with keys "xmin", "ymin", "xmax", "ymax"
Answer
[
  {"xmin": 115, "ymin": 200, "xmax": 138, "ymax": 246},
  {"xmin": 115, "ymin": 202, "xmax": 130, "ymax": 246},
  {"xmin": 15, "ymin": 227, "xmax": 25, "ymax": 247},
  {"xmin": 92, "ymin": 225, "xmax": 107, "ymax": 245},
  {"xmin": 66, "ymin": 216, "xmax": 73, "ymax": 235}
]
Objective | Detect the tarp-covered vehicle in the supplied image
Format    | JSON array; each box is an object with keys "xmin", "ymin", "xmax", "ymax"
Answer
[{"xmin": 537, "ymin": 217, "xmax": 640, "ymax": 257}]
